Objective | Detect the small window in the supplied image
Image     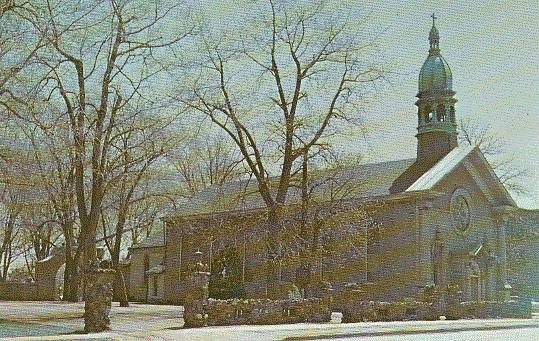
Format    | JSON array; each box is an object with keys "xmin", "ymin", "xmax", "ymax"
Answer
[
  {"xmin": 153, "ymin": 276, "xmax": 158, "ymax": 296},
  {"xmin": 450, "ymin": 106, "xmax": 456, "ymax": 123}
]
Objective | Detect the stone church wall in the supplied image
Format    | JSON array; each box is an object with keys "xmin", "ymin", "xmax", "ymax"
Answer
[
  {"xmin": 434, "ymin": 165, "xmax": 502, "ymax": 301},
  {"xmin": 507, "ymin": 210, "xmax": 539, "ymax": 300},
  {"xmin": 365, "ymin": 199, "xmax": 425, "ymax": 300},
  {"xmin": 162, "ymin": 162, "xmax": 511, "ymax": 305},
  {"xmin": 164, "ymin": 206, "xmax": 371, "ymax": 304}
]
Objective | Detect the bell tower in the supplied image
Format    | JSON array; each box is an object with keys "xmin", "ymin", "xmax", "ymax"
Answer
[{"xmin": 416, "ymin": 14, "xmax": 458, "ymax": 162}]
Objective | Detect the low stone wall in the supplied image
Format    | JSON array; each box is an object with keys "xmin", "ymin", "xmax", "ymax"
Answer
[
  {"xmin": 342, "ymin": 299, "xmax": 532, "ymax": 323},
  {"xmin": 342, "ymin": 300, "xmax": 439, "ymax": 323},
  {"xmin": 456, "ymin": 300, "xmax": 532, "ymax": 319},
  {"xmin": 0, "ymin": 282, "xmax": 40, "ymax": 301},
  {"xmin": 202, "ymin": 298, "xmax": 331, "ymax": 326}
]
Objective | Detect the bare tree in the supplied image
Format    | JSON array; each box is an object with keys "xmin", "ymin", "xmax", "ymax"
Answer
[
  {"xmin": 0, "ymin": 194, "xmax": 21, "ymax": 281},
  {"xmin": 0, "ymin": 0, "xmax": 44, "ymax": 99},
  {"xmin": 100, "ymin": 116, "xmax": 179, "ymax": 306},
  {"xmin": 180, "ymin": 0, "xmax": 384, "ymax": 294},
  {"xmin": 459, "ymin": 118, "xmax": 530, "ymax": 194},
  {"xmin": 169, "ymin": 138, "xmax": 246, "ymax": 197},
  {"xmin": 14, "ymin": 0, "xmax": 195, "ymax": 272}
]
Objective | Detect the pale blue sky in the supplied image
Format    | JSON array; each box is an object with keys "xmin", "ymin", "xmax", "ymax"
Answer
[{"xmin": 190, "ymin": 0, "xmax": 539, "ymax": 208}]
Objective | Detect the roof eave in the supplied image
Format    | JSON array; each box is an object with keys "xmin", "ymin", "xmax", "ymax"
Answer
[{"xmin": 162, "ymin": 189, "xmax": 444, "ymax": 224}]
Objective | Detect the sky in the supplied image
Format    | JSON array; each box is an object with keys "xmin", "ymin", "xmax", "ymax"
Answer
[{"xmin": 189, "ymin": 0, "xmax": 539, "ymax": 208}]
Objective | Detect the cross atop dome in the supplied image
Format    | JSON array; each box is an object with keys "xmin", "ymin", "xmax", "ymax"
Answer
[{"xmin": 429, "ymin": 13, "xmax": 440, "ymax": 52}]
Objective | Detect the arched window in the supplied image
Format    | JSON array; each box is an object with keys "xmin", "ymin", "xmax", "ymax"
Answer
[
  {"xmin": 437, "ymin": 104, "xmax": 445, "ymax": 122},
  {"xmin": 425, "ymin": 109, "xmax": 433, "ymax": 123}
]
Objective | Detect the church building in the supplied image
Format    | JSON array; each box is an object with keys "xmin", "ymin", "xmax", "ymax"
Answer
[{"xmin": 129, "ymin": 18, "xmax": 519, "ymax": 305}]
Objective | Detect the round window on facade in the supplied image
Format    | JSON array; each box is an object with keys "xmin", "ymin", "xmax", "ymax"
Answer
[{"xmin": 450, "ymin": 189, "xmax": 472, "ymax": 233}]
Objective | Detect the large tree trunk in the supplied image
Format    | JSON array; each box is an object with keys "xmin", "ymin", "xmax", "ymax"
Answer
[
  {"xmin": 115, "ymin": 268, "xmax": 129, "ymax": 307},
  {"xmin": 111, "ymin": 247, "xmax": 129, "ymax": 307},
  {"xmin": 110, "ymin": 205, "xmax": 129, "ymax": 307},
  {"xmin": 265, "ymin": 204, "xmax": 284, "ymax": 299}
]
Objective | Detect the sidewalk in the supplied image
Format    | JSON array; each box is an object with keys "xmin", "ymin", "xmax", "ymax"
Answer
[{"xmin": 138, "ymin": 315, "xmax": 539, "ymax": 341}]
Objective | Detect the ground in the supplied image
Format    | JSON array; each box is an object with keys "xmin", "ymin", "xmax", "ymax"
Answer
[
  {"xmin": 0, "ymin": 301, "xmax": 181, "ymax": 338},
  {"xmin": 0, "ymin": 301, "xmax": 538, "ymax": 340}
]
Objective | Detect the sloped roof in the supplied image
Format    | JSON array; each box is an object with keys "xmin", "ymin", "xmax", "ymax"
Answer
[
  {"xmin": 145, "ymin": 264, "xmax": 164, "ymax": 275},
  {"xmin": 406, "ymin": 145, "xmax": 474, "ymax": 191},
  {"xmin": 130, "ymin": 230, "xmax": 165, "ymax": 249},
  {"xmin": 167, "ymin": 158, "xmax": 416, "ymax": 218},
  {"xmin": 405, "ymin": 145, "xmax": 515, "ymax": 207}
]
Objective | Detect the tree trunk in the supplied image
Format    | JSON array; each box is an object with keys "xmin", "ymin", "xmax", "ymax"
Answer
[
  {"xmin": 63, "ymin": 251, "xmax": 73, "ymax": 300},
  {"xmin": 116, "ymin": 268, "xmax": 129, "ymax": 307},
  {"xmin": 265, "ymin": 204, "xmax": 284, "ymax": 299},
  {"xmin": 111, "ymin": 248, "xmax": 129, "ymax": 307}
]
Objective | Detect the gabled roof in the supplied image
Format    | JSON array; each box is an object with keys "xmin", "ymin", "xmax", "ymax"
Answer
[
  {"xmin": 130, "ymin": 229, "xmax": 165, "ymax": 249},
  {"xmin": 406, "ymin": 145, "xmax": 474, "ymax": 191},
  {"xmin": 167, "ymin": 158, "xmax": 415, "ymax": 218},
  {"xmin": 165, "ymin": 143, "xmax": 516, "ymax": 221},
  {"xmin": 145, "ymin": 264, "xmax": 164, "ymax": 275},
  {"xmin": 406, "ymin": 145, "xmax": 516, "ymax": 207}
]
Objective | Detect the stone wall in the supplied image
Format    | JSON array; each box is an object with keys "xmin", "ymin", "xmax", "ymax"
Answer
[
  {"xmin": 0, "ymin": 282, "xmax": 39, "ymax": 301},
  {"xmin": 508, "ymin": 236, "xmax": 539, "ymax": 300},
  {"xmin": 35, "ymin": 251, "xmax": 65, "ymax": 300},
  {"xmin": 454, "ymin": 300, "xmax": 532, "ymax": 319},
  {"xmin": 0, "ymin": 250, "xmax": 64, "ymax": 301},
  {"xmin": 365, "ymin": 199, "xmax": 423, "ymax": 300},
  {"xmin": 203, "ymin": 298, "xmax": 331, "ymax": 326},
  {"xmin": 341, "ymin": 299, "xmax": 531, "ymax": 323},
  {"xmin": 342, "ymin": 300, "xmax": 439, "ymax": 323}
]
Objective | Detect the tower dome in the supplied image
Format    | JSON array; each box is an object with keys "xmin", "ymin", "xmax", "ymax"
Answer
[
  {"xmin": 415, "ymin": 14, "xmax": 458, "ymax": 163},
  {"xmin": 418, "ymin": 17, "xmax": 453, "ymax": 94},
  {"xmin": 419, "ymin": 53, "xmax": 452, "ymax": 94}
]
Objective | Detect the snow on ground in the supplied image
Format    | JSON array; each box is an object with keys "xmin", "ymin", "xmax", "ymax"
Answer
[{"xmin": 0, "ymin": 301, "xmax": 538, "ymax": 340}]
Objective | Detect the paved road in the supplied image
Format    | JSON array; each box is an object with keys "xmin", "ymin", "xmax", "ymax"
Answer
[{"xmin": 333, "ymin": 327, "xmax": 539, "ymax": 340}]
